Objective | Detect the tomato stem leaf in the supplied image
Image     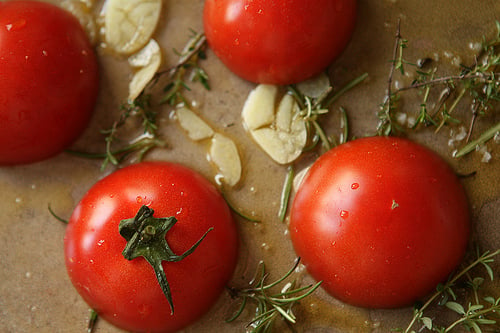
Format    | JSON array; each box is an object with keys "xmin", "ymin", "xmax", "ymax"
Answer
[{"xmin": 119, "ymin": 205, "xmax": 213, "ymax": 314}]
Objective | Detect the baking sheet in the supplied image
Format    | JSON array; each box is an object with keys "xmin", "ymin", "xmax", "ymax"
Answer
[{"xmin": 1, "ymin": 0, "xmax": 499, "ymax": 332}]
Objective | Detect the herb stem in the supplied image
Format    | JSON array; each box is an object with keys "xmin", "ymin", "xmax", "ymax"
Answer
[
  {"xmin": 87, "ymin": 309, "xmax": 98, "ymax": 333},
  {"xmin": 323, "ymin": 72, "xmax": 368, "ymax": 108},
  {"xmin": 454, "ymin": 121, "xmax": 500, "ymax": 158},
  {"xmin": 155, "ymin": 33, "xmax": 207, "ymax": 82},
  {"xmin": 278, "ymin": 165, "xmax": 295, "ymax": 222}
]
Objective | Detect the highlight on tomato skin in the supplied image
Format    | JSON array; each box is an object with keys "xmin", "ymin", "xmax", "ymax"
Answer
[
  {"xmin": 0, "ymin": 0, "xmax": 99, "ymax": 165},
  {"xmin": 289, "ymin": 136, "xmax": 471, "ymax": 309},
  {"xmin": 203, "ymin": 0, "xmax": 357, "ymax": 85},
  {"xmin": 64, "ymin": 161, "xmax": 239, "ymax": 333}
]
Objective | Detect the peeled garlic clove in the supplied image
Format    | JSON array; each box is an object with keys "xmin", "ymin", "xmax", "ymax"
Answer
[
  {"xmin": 251, "ymin": 124, "xmax": 306, "ymax": 165},
  {"xmin": 128, "ymin": 39, "xmax": 161, "ymax": 101},
  {"xmin": 295, "ymin": 72, "xmax": 331, "ymax": 98},
  {"xmin": 275, "ymin": 94, "xmax": 296, "ymax": 131},
  {"xmin": 209, "ymin": 133, "xmax": 241, "ymax": 187},
  {"xmin": 104, "ymin": 0, "xmax": 162, "ymax": 55},
  {"xmin": 242, "ymin": 84, "xmax": 307, "ymax": 164},
  {"xmin": 241, "ymin": 84, "xmax": 277, "ymax": 131},
  {"xmin": 175, "ymin": 107, "xmax": 214, "ymax": 141}
]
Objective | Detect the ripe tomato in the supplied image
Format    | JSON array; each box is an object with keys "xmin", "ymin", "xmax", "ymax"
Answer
[
  {"xmin": 289, "ymin": 136, "xmax": 470, "ymax": 308},
  {"xmin": 203, "ymin": 0, "xmax": 357, "ymax": 85},
  {"xmin": 0, "ymin": 0, "xmax": 99, "ymax": 165},
  {"xmin": 64, "ymin": 162, "xmax": 239, "ymax": 333}
]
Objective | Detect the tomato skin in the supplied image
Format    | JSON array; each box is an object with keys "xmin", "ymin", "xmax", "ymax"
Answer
[
  {"xmin": 64, "ymin": 162, "xmax": 239, "ymax": 333},
  {"xmin": 289, "ymin": 137, "xmax": 470, "ymax": 308},
  {"xmin": 0, "ymin": 0, "xmax": 99, "ymax": 165},
  {"xmin": 203, "ymin": 0, "xmax": 357, "ymax": 85}
]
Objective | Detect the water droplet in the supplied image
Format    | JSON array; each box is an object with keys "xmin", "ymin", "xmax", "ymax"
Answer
[
  {"xmin": 340, "ymin": 210, "xmax": 349, "ymax": 219},
  {"xmin": 5, "ymin": 18, "xmax": 26, "ymax": 32},
  {"xmin": 351, "ymin": 183, "xmax": 359, "ymax": 190},
  {"xmin": 136, "ymin": 196, "xmax": 143, "ymax": 203}
]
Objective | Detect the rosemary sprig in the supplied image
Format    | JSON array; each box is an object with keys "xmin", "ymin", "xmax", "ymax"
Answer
[
  {"xmin": 378, "ymin": 20, "xmax": 500, "ymax": 158},
  {"xmin": 396, "ymin": 248, "xmax": 500, "ymax": 333},
  {"xmin": 226, "ymin": 258, "xmax": 322, "ymax": 333}
]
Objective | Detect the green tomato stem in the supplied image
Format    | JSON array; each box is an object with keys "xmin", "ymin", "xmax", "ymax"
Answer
[{"xmin": 119, "ymin": 205, "xmax": 213, "ymax": 314}]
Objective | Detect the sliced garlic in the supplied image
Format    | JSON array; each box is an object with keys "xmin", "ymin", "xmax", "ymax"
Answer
[
  {"xmin": 242, "ymin": 85, "xmax": 307, "ymax": 164},
  {"xmin": 104, "ymin": 0, "xmax": 162, "ymax": 55},
  {"xmin": 295, "ymin": 72, "xmax": 331, "ymax": 98},
  {"xmin": 241, "ymin": 84, "xmax": 277, "ymax": 131},
  {"xmin": 209, "ymin": 133, "xmax": 242, "ymax": 187},
  {"xmin": 175, "ymin": 107, "xmax": 214, "ymax": 141},
  {"xmin": 128, "ymin": 39, "xmax": 161, "ymax": 101}
]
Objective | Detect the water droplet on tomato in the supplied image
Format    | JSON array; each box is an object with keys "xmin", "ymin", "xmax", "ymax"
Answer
[
  {"xmin": 136, "ymin": 196, "xmax": 143, "ymax": 203},
  {"xmin": 351, "ymin": 183, "xmax": 359, "ymax": 190},
  {"xmin": 340, "ymin": 210, "xmax": 349, "ymax": 219},
  {"xmin": 5, "ymin": 19, "xmax": 26, "ymax": 32}
]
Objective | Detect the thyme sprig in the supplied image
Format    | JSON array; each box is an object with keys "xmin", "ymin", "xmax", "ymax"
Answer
[
  {"xmin": 396, "ymin": 248, "xmax": 500, "ymax": 333},
  {"xmin": 89, "ymin": 31, "xmax": 209, "ymax": 169},
  {"xmin": 226, "ymin": 258, "xmax": 322, "ymax": 333},
  {"xmin": 378, "ymin": 20, "xmax": 500, "ymax": 158},
  {"xmin": 288, "ymin": 72, "xmax": 368, "ymax": 151}
]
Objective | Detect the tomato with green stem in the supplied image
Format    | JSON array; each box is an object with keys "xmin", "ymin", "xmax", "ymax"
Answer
[
  {"xmin": 64, "ymin": 162, "xmax": 239, "ymax": 333},
  {"xmin": 289, "ymin": 136, "xmax": 470, "ymax": 308},
  {"xmin": 203, "ymin": 0, "xmax": 357, "ymax": 85},
  {"xmin": 0, "ymin": 0, "xmax": 99, "ymax": 165}
]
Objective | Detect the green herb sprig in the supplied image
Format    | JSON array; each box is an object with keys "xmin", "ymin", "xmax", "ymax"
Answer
[
  {"xmin": 396, "ymin": 249, "xmax": 500, "ymax": 333},
  {"xmin": 74, "ymin": 31, "xmax": 210, "ymax": 169},
  {"xmin": 378, "ymin": 20, "xmax": 500, "ymax": 158},
  {"xmin": 288, "ymin": 72, "xmax": 368, "ymax": 151},
  {"xmin": 226, "ymin": 258, "xmax": 322, "ymax": 333}
]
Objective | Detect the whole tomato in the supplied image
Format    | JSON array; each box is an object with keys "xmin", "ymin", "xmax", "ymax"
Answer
[
  {"xmin": 64, "ymin": 162, "xmax": 239, "ymax": 333},
  {"xmin": 203, "ymin": 0, "xmax": 357, "ymax": 85},
  {"xmin": 289, "ymin": 136, "xmax": 470, "ymax": 308},
  {"xmin": 0, "ymin": 0, "xmax": 99, "ymax": 165}
]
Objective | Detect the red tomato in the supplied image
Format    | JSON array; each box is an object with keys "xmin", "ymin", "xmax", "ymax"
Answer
[
  {"xmin": 64, "ymin": 162, "xmax": 239, "ymax": 333},
  {"xmin": 0, "ymin": 0, "xmax": 99, "ymax": 165},
  {"xmin": 203, "ymin": 0, "xmax": 357, "ymax": 85},
  {"xmin": 289, "ymin": 137, "xmax": 470, "ymax": 308}
]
